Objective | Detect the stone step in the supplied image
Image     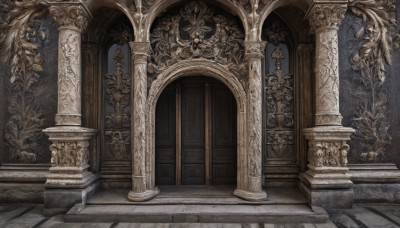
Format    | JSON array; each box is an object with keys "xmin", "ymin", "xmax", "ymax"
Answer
[{"xmin": 65, "ymin": 203, "xmax": 329, "ymax": 223}]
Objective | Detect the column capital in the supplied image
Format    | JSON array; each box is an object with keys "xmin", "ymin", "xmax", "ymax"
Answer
[
  {"xmin": 48, "ymin": 1, "xmax": 91, "ymax": 31},
  {"xmin": 245, "ymin": 41, "xmax": 266, "ymax": 60},
  {"xmin": 306, "ymin": 2, "xmax": 347, "ymax": 32},
  {"xmin": 129, "ymin": 41, "xmax": 150, "ymax": 64}
]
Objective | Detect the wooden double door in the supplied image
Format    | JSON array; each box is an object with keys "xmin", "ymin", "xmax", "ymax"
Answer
[{"xmin": 155, "ymin": 77, "xmax": 237, "ymax": 185}]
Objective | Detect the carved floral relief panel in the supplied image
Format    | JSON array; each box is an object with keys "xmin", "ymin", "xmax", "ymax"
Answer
[
  {"xmin": 0, "ymin": 0, "xmax": 58, "ymax": 164},
  {"xmin": 263, "ymin": 15, "xmax": 295, "ymax": 159},
  {"xmin": 103, "ymin": 21, "xmax": 133, "ymax": 161},
  {"xmin": 339, "ymin": 0, "xmax": 400, "ymax": 164}
]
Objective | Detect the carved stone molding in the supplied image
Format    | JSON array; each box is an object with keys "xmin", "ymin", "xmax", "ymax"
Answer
[
  {"xmin": 315, "ymin": 114, "xmax": 342, "ymax": 126},
  {"xmin": 306, "ymin": 3, "xmax": 347, "ymax": 32},
  {"xmin": 129, "ymin": 41, "xmax": 150, "ymax": 64},
  {"xmin": 49, "ymin": 4, "xmax": 90, "ymax": 31}
]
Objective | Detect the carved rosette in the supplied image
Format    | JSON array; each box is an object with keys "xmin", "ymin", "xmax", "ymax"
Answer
[{"xmin": 307, "ymin": 3, "xmax": 347, "ymax": 126}]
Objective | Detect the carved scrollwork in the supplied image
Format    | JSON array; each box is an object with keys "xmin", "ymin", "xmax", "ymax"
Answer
[
  {"xmin": 347, "ymin": 0, "xmax": 399, "ymax": 162},
  {"xmin": 50, "ymin": 141, "xmax": 89, "ymax": 167},
  {"xmin": 49, "ymin": 5, "xmax": 88, "ymax": 30},
  {"xmin": 1, "ymin": 0, "xmax": 49, "ymax": 163},
  {"xmin": 148, "ymin": 1, "xmax": 246, "ymax": 82},
  {"xmin": 308, "ymin": 141, "xmax": 350, "ymax": 167},
  {"xmin": 307, "ymin": 4, "xmax": 347, "ymax": 31}
]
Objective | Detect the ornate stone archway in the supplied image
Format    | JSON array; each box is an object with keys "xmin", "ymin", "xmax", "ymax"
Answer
[{"xmin": 146, "ymin": 60, "xmax": 248, "ymax": 193}]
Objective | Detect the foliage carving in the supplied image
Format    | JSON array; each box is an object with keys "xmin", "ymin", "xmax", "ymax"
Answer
[
  {"xmin": 148, "ymin": 1, "xmax": 246, "ymax": 82},
  {"xmin": 0, "ymin": 0, "xmax": 49, "ymax": 163},
  {"xmin": 348, "ymin": 0, "xmax": 400, "ymax": 162}
]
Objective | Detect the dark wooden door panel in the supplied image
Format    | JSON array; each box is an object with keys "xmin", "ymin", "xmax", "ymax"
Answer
[
  {"xmin": 211, "ymin": 81, "xmax": 237, "ymax": 185},
  {"xmin": 181, "ymin": 78, "xmax": 205, "ymax": 185},
  {"xmin": 155, "ymin": 84, "xmax": 176, "ymax": 185},
  {"xmin": 182, "ymin": 164, "xmax": 205, "ymax": 185}
]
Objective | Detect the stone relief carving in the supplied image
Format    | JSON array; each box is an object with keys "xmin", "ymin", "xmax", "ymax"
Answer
[
  {"xmin": 50, "ymin": 141, "xmax": 89, "ymax": 167},
  {"xmin": 0, "ymin": 0, "xmax": 49, "ymax": 163},
  {"xmin": 318, "ymin": 34, "xmax": 340, "ymax": 112},
  {"xmin": 348, "ymin": 0, "xmax": 400, "ymax": 162},
  {"xmin": 148, "ymin": 1, "xmax": 246, "ymax": 85},
  {"xmin": 129, "ymin": 0, "xmax": 157, "ymax": 14},
  {"xmin": 308, "ymin": 141, "xmax": 349, "ymax": 167},
  {"xmin": 263, "ymin": 17, "xmax": 294, "ymax": 158},
  {"xmin": 104, "ymin": 24, "xmax": 132, "ymax": 160},
  {"xmin": 105, "ymin": 47, "xmax": 131, "ymax": 129}
]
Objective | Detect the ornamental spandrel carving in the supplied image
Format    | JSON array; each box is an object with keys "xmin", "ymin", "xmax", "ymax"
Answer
[
  {"xmin": 148, "ymin": 1, "xmax": 246, "ymax": 82},
  {"xmin": 129, "ymin": 0, "xmax": 158, "ymax": 14},
  {"xmin": 308, "ymin": 141, "xmax": 349, "ymax": 167},
  {"xmin": 1, "ymin": 0, "xmax": 49, "ymax": 163},
  {"xmin": 49, "ymin": 5, "xmax": 89, "ymax": 30},
  {"xmin": 50, "ymin": 141, "xmax": 89, "ymax": 167},
  {"xmin": 307, "ymin": 4, "xmax": 347, "ymax": 31}
]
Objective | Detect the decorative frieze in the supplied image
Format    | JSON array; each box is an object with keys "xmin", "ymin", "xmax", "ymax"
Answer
[
  {"xmin": 308, "ymin": 141, "xmax": 349, "ymax": 168},
  {"xmin": 50, "ymin": 141, "xmax": 89, "ymax": 168}
]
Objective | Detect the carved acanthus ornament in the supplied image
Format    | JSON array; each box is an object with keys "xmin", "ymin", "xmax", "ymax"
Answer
[
  {"xmin": 347, "ymin": 0, "xmax": 399, "ymax": 162},
  {"xmin": 307, "ymin": 4, "xmax": 347, "ymax": 32},
  {"xmin": 148, "ymin": 1, "xmax": 246, "ymax": 84},
  {"xmin": 50, "ymin": 141, "xmax": 89, "ymax": 168},
  {"xmin": 49, "ymin": 4, "xmax": 89, "ymax": 31},
  {"xmin": 1, "ymin": 0, "xmax": 49, "ymax": 163},
  {"xmin": 308, "ymin": 141, "xmax": 349, "ymax": 167}
]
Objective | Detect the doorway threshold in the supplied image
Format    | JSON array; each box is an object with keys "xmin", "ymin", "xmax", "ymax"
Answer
[{"xmin": 87, "ymin": 185, "xmax": 307, "ymax": 205}]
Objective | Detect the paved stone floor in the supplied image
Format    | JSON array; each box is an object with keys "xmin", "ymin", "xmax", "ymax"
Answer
[{"xmin": 1, "ymin": 204, "xmax": 400, "ymax": 227}]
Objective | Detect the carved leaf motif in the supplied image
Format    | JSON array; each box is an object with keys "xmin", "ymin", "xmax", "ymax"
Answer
[
  {"xmin": 0, "ymin": 0, "xmax": 48, "ymax": 163},
  {"xmin": 348, "ymin": 0, "xmax": 399, "ymax": 162}
]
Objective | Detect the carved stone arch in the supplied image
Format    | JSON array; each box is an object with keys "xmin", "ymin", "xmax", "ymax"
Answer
[
  {"xmin": 143, "ymin": 0, "xmax": 249, "ymax": 42},
  {"xmin": 259, "ymin": 0, "xmax": 311, "ymax": 41},
  {"xmin": 145, "ymin": 60, "xmax": 248, "ymax": 190}
]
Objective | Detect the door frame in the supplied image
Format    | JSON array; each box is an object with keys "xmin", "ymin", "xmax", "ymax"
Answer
[{"xmin": 147, "ymin": 60, "xmax": 248, "ymax": 191}]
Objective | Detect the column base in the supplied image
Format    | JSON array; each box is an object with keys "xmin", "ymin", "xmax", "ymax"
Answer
[
  {"xmin": 233, "ymin": 188, "xmax": 267, "ymax": 201},
  {"xmin": 299, "ymin": 182, "xmax": 353, "ymax": 209},
  {"xmin": 44, "ymin": 180, "xmax": 100, "ymax": 216},
  {"xmin": 301, "ymin": 166, "xmax": 353, "ymax": 189},
  {"xmin": 128, "ymin": 188, "xmax": 159, "ymax": 202}
]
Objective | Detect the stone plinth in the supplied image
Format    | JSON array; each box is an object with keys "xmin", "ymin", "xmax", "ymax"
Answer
[
  {"xmin": 43, "ymin": 126, "xmax": 99, "ymax": 215},
  {"xmin": 300, "ymin": 126, "xmax": 355, "ymax": 208}
]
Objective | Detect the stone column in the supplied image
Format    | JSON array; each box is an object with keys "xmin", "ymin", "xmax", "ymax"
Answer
[
  {"xmin": 234, "ymin": 41, "xmax": 267, "ymax": 201},
  {"xmin": 42, "ymin": 2, "xmax": 98, "ymax": 215},
  {"xmin": 128, "ymin": 42, "xmax": 159, "ymax": 201},
  {"xmin": 301, "ymin": 2, "xmax": 355, "ymax": 209}
]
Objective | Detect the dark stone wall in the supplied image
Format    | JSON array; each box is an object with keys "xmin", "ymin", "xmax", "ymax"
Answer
[
  {"xmin": 0, "ymin": 8, "xmax": 58, "ymax": 164},
  {"xmin": 339, "ymin": 4, "xmax": 400, "ymax": 165}
]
